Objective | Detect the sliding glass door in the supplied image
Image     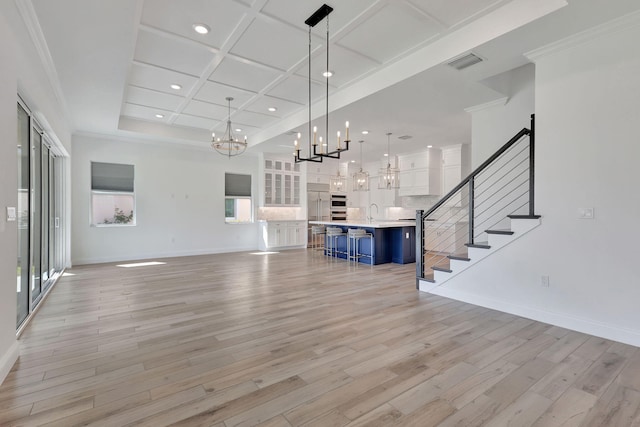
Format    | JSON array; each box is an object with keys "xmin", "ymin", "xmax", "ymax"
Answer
[
  {"xmin": 17, "ymin": 100, "xmax": 64, "ymax": 328},
  {"xmin": 17, "ymin": 104, "xmax": 30, "ymax": 326}
]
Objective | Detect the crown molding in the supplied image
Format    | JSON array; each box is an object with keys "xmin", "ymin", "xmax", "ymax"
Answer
[
  {"xmin": 525, "ymin": 9, "xmax": 640, "ymax": 61},
  {"xmin": 15, "ymin": 0, "xmax": 73, "ymax": 131},
  {"xmin": 464, "ymin": 96, "xmax": 509, "ymax": 114}
]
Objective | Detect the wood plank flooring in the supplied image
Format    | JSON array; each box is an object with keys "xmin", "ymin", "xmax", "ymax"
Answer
[{"xmin": 1, "ymin": 249, "xmax": 639, "ymax": 426}]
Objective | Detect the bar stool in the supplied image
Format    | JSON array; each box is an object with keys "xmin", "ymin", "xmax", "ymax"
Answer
[
  {"xmin": 310, "ymin": 225, "xmax": 326, "ymax": 251},
  {"xmin": 347, "ymin": 228, "xmax": 374, "ymax": 264},
  {"xmin": 325, "ymin": 227, "xmax": 345, "ymax": 258}
]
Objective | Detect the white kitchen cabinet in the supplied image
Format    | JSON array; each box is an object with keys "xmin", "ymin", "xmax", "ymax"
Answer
[
  {"xmin": 441, "ymin": 145, "xmax": 465, "ymax": 205},
  {"xmin": 398, "ymin": 151, "xmax": 441, "ymax": 196},
  {"xmin": 286, "ymin": 221, "xmax": 306, "ymax": 246},
  {"xmin": 264, "ymin": 157, "xmax": 301, "ymax": 207},
  {"xmin": 259, "ymin": 221, "xmax": 307, "ymax": 250}
]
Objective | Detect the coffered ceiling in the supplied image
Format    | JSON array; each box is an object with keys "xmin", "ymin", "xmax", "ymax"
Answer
[{"xmin": 24, "ymin": 0, "xmax": 640, "ymax": 161}]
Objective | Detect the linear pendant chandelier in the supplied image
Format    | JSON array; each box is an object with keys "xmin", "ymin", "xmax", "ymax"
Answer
[{"xmin": 294, "ymin": 4, "xmax": 350, "ymax": 164}]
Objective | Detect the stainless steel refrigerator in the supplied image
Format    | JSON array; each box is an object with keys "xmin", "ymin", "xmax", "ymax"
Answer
[
  {"xmin": 307, "ymin": 183, "xmax": 330, "ymax": 221},
  {"xmin": 307, "ymin": 183, "xmax": 330, "ymax": 245}
]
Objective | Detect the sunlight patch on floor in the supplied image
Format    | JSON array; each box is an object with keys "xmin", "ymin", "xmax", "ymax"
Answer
[{"xmin": 116, "ymin": 261, "xmax": 167, "ymax": 268}]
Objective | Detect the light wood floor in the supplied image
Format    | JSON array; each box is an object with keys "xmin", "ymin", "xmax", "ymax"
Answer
[{"xmin": 1, "ymin": 250, "xmax": 640, "ymax": 426}]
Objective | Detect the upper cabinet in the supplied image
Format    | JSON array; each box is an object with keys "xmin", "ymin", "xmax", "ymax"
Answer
[
  {"xmin": 398, "ymin": 150, "xmax": 441, "ymax": 196},
  {"xmin": 264, "ymin": 157, "xmax": 301, "ymax": 207}
]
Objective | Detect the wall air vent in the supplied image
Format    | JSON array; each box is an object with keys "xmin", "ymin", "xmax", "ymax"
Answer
[
  {"xmin": 397, "ymin": 135, "xmax": 412, "ymax": 140},
  {"xmin": 447, "ymin": 52, "xmax": 484, "ymax": 71}
]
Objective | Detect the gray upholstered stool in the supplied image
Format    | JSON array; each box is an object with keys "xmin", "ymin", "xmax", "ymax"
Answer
[
  {"xmin": 347, "ymin": 228, "xmax": 374, "ymax": 264},
  {"xmin": 325, "ymin": 227, "xmax": 345, "ymax": 258},
  {"xmin": 310, "ymin": 225, "xmax": 326, "ymax": 251}
]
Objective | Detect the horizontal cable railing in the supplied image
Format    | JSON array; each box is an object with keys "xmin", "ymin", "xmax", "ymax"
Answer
[{"xmin": 416, "ymin": 114, "xmax": 535, "ymax": 285}]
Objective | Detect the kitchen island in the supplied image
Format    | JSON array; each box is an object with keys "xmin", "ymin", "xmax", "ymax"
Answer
[{"xmin": 309, "ymin": 220, "xmax": 416, "ymax": 265}]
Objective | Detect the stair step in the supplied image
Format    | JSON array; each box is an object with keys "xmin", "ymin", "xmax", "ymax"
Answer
[
  {"xmin": 432, "ymin": 266, "xmax": 452, "ymax": 273},
  {"xmin": 466, "ymin": 242, "xmax": 491, "ymax": 249},
  {"xmin": 448, "ymin": 254, "xmax": 470, "ymax": 262},
  {"xmin": 422, "ymin": 272, "xmax": 435, "ymax": 283},
  {"xmin": 485, "ymin": 229, "xmax": 514, "ymax": 235},
  {"xmin": 508, "ymin": 214, "xmax": 542, "ymax": 219}
]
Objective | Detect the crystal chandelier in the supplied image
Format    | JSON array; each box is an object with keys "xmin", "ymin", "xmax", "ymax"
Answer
[
  {"xmin": 378, "ymin": 132, "xmax": 400, "ymax": 189},
  {"xmin": 211, "ymin": 97, "xmax": 247, "ymax": 158},
  {"xmin": 352, "ymin": 140, "xmax": 369, "ymax": 191},
  {"xmin": 294, "ymin": 4, "xmax": 350, "ymax": 163}
]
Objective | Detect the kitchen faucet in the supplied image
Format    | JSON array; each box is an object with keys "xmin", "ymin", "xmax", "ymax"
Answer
[{"xmin": 368, "ymin": 203, "xmax": 379, "ymax": 223}]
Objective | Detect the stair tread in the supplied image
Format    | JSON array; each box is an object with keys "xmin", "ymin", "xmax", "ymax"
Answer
[
  {"xmin": 448, "ymin": 254, "xmax": 470, "ymax": 262},
  {"xmin": 432, "ymin": 266, "xmax": 452, "ymax": 273},
  {"xmin": 422, "ymin": 272, "xmax": 435, "ymax": 283},
  {"xmin": 465, "ymin": 241, "xmax": 491, "ymax": 249},
  {"xmin": 508, "ymin": 214, "xmax": 542, "ymax": 219},
  {"xmin": 485, "ymin": 229, "xmax": 515, "ymax": 235}
]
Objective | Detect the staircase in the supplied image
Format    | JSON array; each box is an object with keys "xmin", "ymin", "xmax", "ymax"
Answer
[{"xmin": 416, "ymin": 115, "xmax": 539, "ymax": 291}]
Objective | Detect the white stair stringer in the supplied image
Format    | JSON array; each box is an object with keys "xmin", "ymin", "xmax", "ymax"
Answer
[{"xmin": 418, "ymin": 217, "xmax": 541, "ymax": 293}]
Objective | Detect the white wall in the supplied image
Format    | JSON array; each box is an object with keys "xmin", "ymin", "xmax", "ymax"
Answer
[
  {"xmin": 0, "ymin": 9, "xmax": 20, "ymax": 385},
  {"xmin": 72, "ymin": 135, "xmax": 261, "ymax": 264},
  {"xmin": 434, "ymin": 18, "xmax": 640, "ymax": 346},
  {"xmin": 0, "ymin": 2, "xmax": 74, "ymax": 384},
  {"xmin": 470, "ymin": 63, "xmax": 535, "ymax": 168}
]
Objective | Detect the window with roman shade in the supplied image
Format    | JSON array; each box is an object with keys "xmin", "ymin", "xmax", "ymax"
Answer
[
  {"xmin": 90, "ymin": 162, "xmax": 136, "ymax": 226},
  {"xmin": 225, "ymin": 173, "xmax": 252, "ymax": 223}
]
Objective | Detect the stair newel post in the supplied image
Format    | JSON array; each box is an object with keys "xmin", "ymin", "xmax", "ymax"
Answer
[
  {"xmin": 529, "ymin": 113, "xmax": 535, "ymax": 217},
  {"xmin": 416, "ymin": 209, "xmax": 424, "ymax": 288},
  {"xmin": 468, "ymin": 178, "xmax": 475, "ymax": 245}
]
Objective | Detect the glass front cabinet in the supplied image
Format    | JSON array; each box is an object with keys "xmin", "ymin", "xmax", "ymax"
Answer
[{"xmin": 264, "ymin": 158, "xmax": 301, "ymax": 207}]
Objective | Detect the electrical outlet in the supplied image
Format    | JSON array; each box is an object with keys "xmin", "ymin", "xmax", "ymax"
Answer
[{"xmin": 541, "ymin": 275, "xmax": 550, "ymax": 287}]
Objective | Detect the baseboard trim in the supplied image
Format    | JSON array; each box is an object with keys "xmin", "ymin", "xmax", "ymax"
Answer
[
  {"xmin": 0, "ymin": 340, "xmax": 19, "ymax": 386},
  {"xmin": 428, "ymin": 287, "xmax": 640, "ymax": 348}
]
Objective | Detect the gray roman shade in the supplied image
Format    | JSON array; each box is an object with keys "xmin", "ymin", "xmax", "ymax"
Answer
[
  {"xmin": 225, "ymin": 173, "xmax": 251, "ymax": 197},
  {"xmin": 91, "ymin": 162, "xmax": 134, "ymax": 192}
]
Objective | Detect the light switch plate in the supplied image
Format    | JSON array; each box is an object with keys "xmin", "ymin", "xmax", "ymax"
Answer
[
  {"xmin": 6, "ymin": 207, "xmax": 16, "ymax": 222},
  {"xmin": 578, "ymin": 208, "xmax": 594, "ymax": 219}
]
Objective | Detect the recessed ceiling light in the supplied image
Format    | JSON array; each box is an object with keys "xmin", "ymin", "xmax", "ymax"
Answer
[
  {"xmin": 170, "ymin": 84, "xmax": 182, "ymax": 90},
  {"xmin": 155, "ymin": 114, "xmax": 164, "ymax": 118},
  {"xmin": 268, "ymin": 107, "xmax": 277, "ymax": 112},
  {"xmin": 361, "ymin": 130, "xmax": 369, "ymax": 135},
  {"xmin": 322, "ymin": 70, "xmax": 333, "ymax": 78},
  {"xmin": 427, "ymin": 145, "xmax": 433, "ymax": 148},
  {"xmin": 350, "ymin": 160, "xmax": 355, "ymax": 163},
  {"xmin": 235, "ymin": 128, "xmax": 242, "ymax": 132},
  {"xmin": 193, "ymin": 23, "xmax": 210, "ymax": 34},
  {"xmin": 384, "ymin": 153, "xmax": 389, "ymax": 157}
]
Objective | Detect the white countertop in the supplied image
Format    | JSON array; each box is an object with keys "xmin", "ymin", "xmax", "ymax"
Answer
[{"xmin": 309, "ymin": 220, "xmax": 415, "ymax": 229}]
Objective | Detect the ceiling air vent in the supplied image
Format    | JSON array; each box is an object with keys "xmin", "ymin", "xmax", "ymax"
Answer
[
  {"xmin": 397, "ymin": 135, "xmax": 412, "ymax": 140},
  {"xmin": 447, "ymin": 52, "xmax": 484, "ymax": 71}
]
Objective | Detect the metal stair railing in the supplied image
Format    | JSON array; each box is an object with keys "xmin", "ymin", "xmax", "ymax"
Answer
[{"xmin": 416, "ymin": 114, "xmax": 535, "ymax": 286}]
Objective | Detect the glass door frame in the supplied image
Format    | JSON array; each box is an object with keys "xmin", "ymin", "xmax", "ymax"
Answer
[{"xmin": 17, "ymin": 96, "xmax": 67, "ymax": 330}]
